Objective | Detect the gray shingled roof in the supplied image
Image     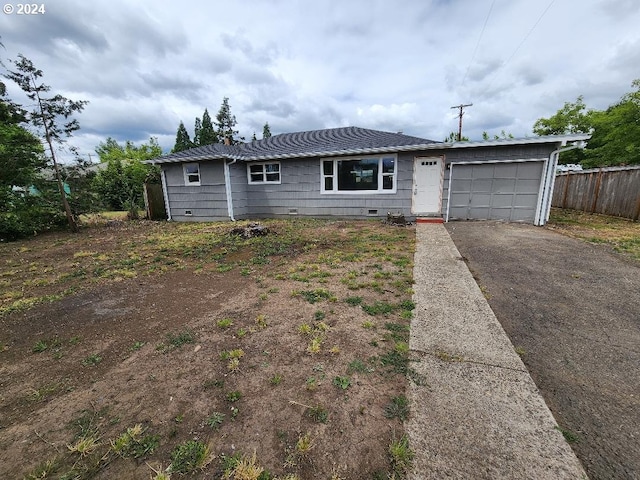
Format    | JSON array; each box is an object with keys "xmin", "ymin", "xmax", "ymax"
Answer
[{"xmin": 151, "ymin": 126, "xmax": 438, "ymax": 164}]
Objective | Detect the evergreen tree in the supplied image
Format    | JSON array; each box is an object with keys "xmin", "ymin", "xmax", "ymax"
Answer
[
  {"xmin": 251, "ymin": 132, "xmax": 257, "ymax": 142},
  {"xmin": 5, "ymin": 54, "xmax": 88, "ymax": 233},
  {"xmin": 215, "ymin": 97, "xmax": 241, "ymax": 145},
  {"xmin": 193, "ymin": 117, "xmax": 202, "ymax": 146},
  {"xmin": 263, "ymin": 122, "xmax": 272, "ymax": 139},
  {"xmin": 199, "ymin": 108, "xmax": 217, "ymax": 145},
  {"xmin": 172, "ymin": 121, "xmax": 193, "ymax": 152}
]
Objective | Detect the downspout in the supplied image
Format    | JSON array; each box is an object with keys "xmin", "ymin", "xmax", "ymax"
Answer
[
  {"xmin": 224, "ymin": 158, "xmax": 237, "ymax": 221},
  {"xmin": 537, "ymin": 142, "xmax": 583, "ymax": 226},
  {"xmin": 445, "ymin": 163, "xmax": 454, "ymax": 222}
]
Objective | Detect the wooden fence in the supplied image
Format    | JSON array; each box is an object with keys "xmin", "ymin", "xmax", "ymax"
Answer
[{"xmin": 552, "ymin": 165, "xmax": 640, "ymax": 220}]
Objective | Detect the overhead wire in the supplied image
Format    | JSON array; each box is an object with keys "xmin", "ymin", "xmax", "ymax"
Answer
[{"xmin": 461, "ymin": 0, "xmax": 496, "ymax": 89}]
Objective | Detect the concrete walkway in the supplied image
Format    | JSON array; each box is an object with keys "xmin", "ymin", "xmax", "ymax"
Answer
[{"xmin": 407, "ymin": 224, "xmax": 587, "ymax": 479}]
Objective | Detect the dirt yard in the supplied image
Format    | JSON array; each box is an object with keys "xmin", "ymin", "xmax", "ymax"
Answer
[
  {"xmin": 0, "ymin": 218, "xmax": 417, "ymax": 479},
  {"xmin": 446, "ymin": 217, "xmax": 640, "ymax": 480}
]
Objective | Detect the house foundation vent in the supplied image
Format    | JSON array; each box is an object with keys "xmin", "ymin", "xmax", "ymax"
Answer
[
  {"xmin": 288, "ymin": 208, "xmax": 298, "ymax": 215},
  {"xmin": 367, "ymin": 209, "xmax": 378, "ymax": 216},
  {"xmin": 185, "ymin": 210, "xmax": 193, "ymax": 216}
]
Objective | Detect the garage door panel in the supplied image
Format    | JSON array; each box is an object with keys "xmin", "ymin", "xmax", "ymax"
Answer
[
  {"xmin": 471, "ymin": 179, "xmax": 493, "ymax": 192},
  {"xmin": 492, "ymin": 178, "xmax": 517, "ymax": 193},
  {"xmin": 449, "ymin": 161, "xmax": 543, "ymax": 223}
]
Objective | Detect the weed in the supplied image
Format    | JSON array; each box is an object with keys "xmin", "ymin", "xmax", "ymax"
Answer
[
  {"xmin": 293, "ymin": 288, "xmax": 333, "ymax": 304},
  {"xmin": 362, "ymin": 301, "xmax": 395, "ymax": 316},
  {"xmin": 305, "ymin": 377, "xmax": 318, "ymax": 391},
  {"xmin": 130, "ymin": 341, "xmax": 145, "ymax": 351},
  {"xmin": 384, "ymin": 395, "xmax": 410, "ymax": 421},
  {"xmin": 203, "ymin": 378, "xmax": 224, "ymax": 389},
  {"xmin": 217, "ymin": 318, "xmax": 233, "ymax": 329},
  {"xmin": 223, "ymin": 451, "xmax": 264, "ymax": 479},
  {"xmin": 221, "ymin": 348, "xmax": 245, "ymax": 360},
  {"xmin": 388, "ymin": 435, "xmax": 414, "ymax": 479},
  {"xmin": 23, "ymin": 458, "xmax": 60, "ymax": 479},
  {"xmin": 166, "ymin": 329, "xmax": 196, "ymax": 349},
  {"xmin": 306, "ymin": 405, "xmax": 328, "ymax": 424},
  {"xmin": 348, "ymin": 359, "xmax": 374, "ymax": 374},
  {"xmin": 314, "ymin": 310, "xmax": 326, "ymax": 321},
  {"xmin": 28, "ymin": 382, "xmax": 61, "ymax": 402},
  {"xmin": 332, "ymin": 376, "xmax": 351, "ymax": 390},
  {"xmin": 82, "ymin": 353, "xmax": 102, "ymax": 367},
  {"xmin": 147, "ymin": 463, "xmax": 172, "ymax": 480},
  {"xmin": 399, "ymin": 300, "xmax": 415, "ymax": 311},
  {"xmin": 228, "ymin": 357, "xmax": 241, "ymax": 372},
  {"xmin": 169, "ymin": 440, "xmax": 213, "ymax": 474},
  {"xmin": 67, "ymin": 436, "xmax": 101, "ymax": 457},
  {"xmin": 384, "ymin": 322, "xmax": 409, "ymax": 342},
  {"xmin": 434, "ymin": 350, "xmax": 464, "ymax": 363},
  {"xmin": 226, "ymin": 390, "xmax": 242, "ymax": 402},
  {"xmin": 111, "ymin": 424, "xmax": 159, "ymax": 458},
  {"xmin": 33, "ymin": 339, "xmax": 52, "ymax": 353},
  {"xmin": 206, "ymin": 412, "xmax": 225, "ymax": 430},
  {"xmin": 295, "ymin": 432, "xmax": 314, "ymax": 456},
  {"xmin": 256, "ymin": 314, "xmax": 268, "ymax": 328},
  {"xmin": 270, "ymin": 373, "xmax": 284, "ymax": 386},
  {"xmin": 298, "ymin": 323, "xmax": 312, "ymax": 335},
  {"xmin": 307, "ymin": 337, "xmax": 322, "ymax": 354},
  {"xmin": 555, "ymin": 425, "xmax": 579, "ymax": 443},
  {"xmin": 394, "ymin": 342, "xmax": 410, "ymax": 355},
  {"xmin": 329, "ymin": 345, "xmax": 340, "ymax": 355},
  {"xmin": 236, "ymin": 327, "xmax": 248, "ymax": 338},
  {"xmin": 362, "ymin": 320, "xmax": 376, "ymax": 329}
]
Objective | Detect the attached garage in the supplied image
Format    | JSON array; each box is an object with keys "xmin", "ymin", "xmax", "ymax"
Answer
[{"xmin": 447, "ymin": 160, "xmax": 545, "ymax": 223}]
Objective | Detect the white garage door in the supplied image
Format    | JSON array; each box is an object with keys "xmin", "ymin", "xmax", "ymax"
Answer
[{"xmin": 448, "ymin": 161, "xmax": 544, "ymax": 223}]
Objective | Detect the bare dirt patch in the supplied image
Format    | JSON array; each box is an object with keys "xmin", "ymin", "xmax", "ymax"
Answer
[
  {"xmin": 446, "ymin": 219, "xmax": 640, "ymax": 480},
  {"xmin": 0, "ymin": 219, "xmax": 417, "ymax": 479}
]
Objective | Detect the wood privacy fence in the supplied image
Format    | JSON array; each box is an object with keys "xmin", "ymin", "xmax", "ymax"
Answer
[
  {"xmin": 552, "ymin": 165, "xmax": 640, "ymax": 220},
  {"xmin": 143, "ymin": 183, "xmax": 167, "ymax": 220}
]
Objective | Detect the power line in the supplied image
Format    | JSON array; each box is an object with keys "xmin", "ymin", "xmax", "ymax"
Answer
[{"xmin": 461, "ymin": 0, "xmax": 496, "ymax": 88}]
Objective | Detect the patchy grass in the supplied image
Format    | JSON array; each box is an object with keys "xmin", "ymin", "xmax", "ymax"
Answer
[
  {"xmin": 548, "ymin": 208, "xmax": 640, "ymax": 260},
  {"xmin": 1, "ymin": 218, "xmax": 418, "ymax": 479}
]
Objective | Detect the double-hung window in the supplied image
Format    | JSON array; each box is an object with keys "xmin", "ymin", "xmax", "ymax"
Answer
[
  {"xmin": 183, "ymin": 163, "xmax": 200, "ymax": 186},
  {"xmin": 321, "ymin": 155, "xmax": 396, "ymax": 193},
  {"xmin": 248, "ymin": 162, "xmax": 281, "ymax": 184}
]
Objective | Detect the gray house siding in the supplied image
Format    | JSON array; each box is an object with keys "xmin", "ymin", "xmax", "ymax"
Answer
[
  {"xmin": 164, "ymin": 161, "xmax": 229, "ymax": 221},
  {"xmin": 232, "ymin": 155, "xmax": 414, "ymax": 219}
]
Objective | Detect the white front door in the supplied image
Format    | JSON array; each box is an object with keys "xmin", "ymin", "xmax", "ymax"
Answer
[{"xmin": 412, "ymin": 156, "xmax": 443, "ymax": 214}]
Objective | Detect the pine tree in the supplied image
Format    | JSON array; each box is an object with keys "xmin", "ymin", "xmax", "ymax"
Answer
[
  {"xmin": 215, "ymin": 97, "xmax": 241, "ymax": 145},
  {"xmin": 172, "ymin": 121, "xmax": 193, "ymax": 152},
  {"xmin": 199, "ymin": 108, "xmax": 217, "ymax": 145},
  {"xmin": 262, "ymin": 122, "xmax": 272, "ymax": 139},
  {"xmin": 193, "ymin": 117, "xmax": 202, "ymax": 146},
  {"xmin": 251, "ymin": 132, "xmax": 257, "ymax": 142}
]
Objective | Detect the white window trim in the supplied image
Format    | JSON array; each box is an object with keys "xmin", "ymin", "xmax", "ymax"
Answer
[
  {"xmin": 247, "ymin": 161, "xmax": 281, "ymax": 185},
  {"xmin": 183, "ymin": 162, "xmax": 201, "ymax": 186},
  {"xmin": 320, "ymin": 154, "xmax": 397, "ymax": 194}
]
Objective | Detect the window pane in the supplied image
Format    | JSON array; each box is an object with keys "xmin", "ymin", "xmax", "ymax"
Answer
[
  {"xmin": 324, "ymin": 177, "xmax": 333, "ymax": 190},
  {"xmin": 265, "ymin": 163, "xmax": 279, "ymax": 173},
  {"xmin": 250, "ymin": 164, "xmax": 263, "ymax": 174},
  {"xmin": 323, "ymin": 161, "xmax": 333, "ymax": 176},
  {"xmin": 185, "ymin": 164, "xmax": 199, "ymax": 174},
  {"xmin": 337, "ymin": 159, "xmax": 378, "ymax": 191},
  {"xmin": 250, "ymin": 173, "xmax": 263, "ymax": 182},
  {"xmin": 188, "ymin": 174, "xmax": 199, "ymax": 183},
  {"xmin": 382, "ymin": 157, "xmax": 395, "ymax": 173},
  {"xmin": 382, "ymin": 175, "xmax": 393, "ymax": 190},
  {"xmin": 266, "ymin": 173, "xmax": 279, "ymax": 182}
]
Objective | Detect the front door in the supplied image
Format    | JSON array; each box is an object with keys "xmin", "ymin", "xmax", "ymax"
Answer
[{"xmin": 412, "ymin": 156, "xmax": 443, "ymax": 214}]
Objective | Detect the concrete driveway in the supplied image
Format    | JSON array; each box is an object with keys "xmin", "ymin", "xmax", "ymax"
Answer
[
  {"xmin": 408, "ymin": 223, "xmax": 586, "ymax": 479},
  {"xmin": 445, "ymin": 221, "xmax": 640, "ymax": 480}
]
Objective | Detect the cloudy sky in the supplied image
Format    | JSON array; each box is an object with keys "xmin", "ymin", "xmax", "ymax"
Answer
[{"xmin": 1, "ymin": 0, "xmax": 638, "ymax": 160}]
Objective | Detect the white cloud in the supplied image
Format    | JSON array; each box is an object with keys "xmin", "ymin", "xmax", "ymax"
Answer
[{"xmin": 1, "ymin": 0, "xmax": 638, "ymax": 159}]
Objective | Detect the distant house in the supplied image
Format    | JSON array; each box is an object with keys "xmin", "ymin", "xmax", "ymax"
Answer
[{"xmin": 150, "ymin": 126, "xmax": 589, "ymax": 226}]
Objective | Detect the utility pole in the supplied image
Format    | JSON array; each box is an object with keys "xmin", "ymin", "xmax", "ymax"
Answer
[{"xmin": 450, "ymin": 103, "xmax": 473, "ymax": 141}]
